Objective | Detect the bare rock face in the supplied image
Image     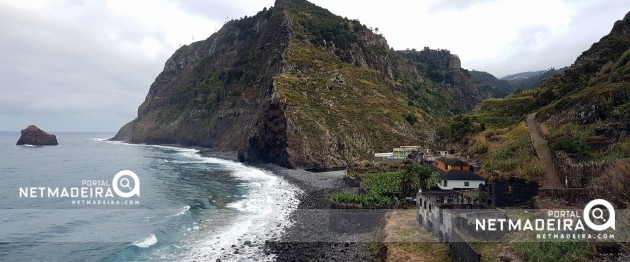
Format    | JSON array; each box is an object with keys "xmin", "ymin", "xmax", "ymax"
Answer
[
  {"xmin": 112, "ymin": 0, "xmax": 509, "ymax": 169},
  {"xmin": 16, "ymin": 125, "xmax": 58, "ymax": 146},
  {"xmin": 448, "ymin": 55, "xmax": 461, "ymax": 69}
]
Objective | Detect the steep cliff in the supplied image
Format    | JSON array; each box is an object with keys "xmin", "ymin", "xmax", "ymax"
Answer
[
  {"xmin": 114, "ymin": 0, "xmax": 511, "ymax": 168},
  {"xmin": 114, "ymin": 3, "xmax": 292, "ymax": 163}
]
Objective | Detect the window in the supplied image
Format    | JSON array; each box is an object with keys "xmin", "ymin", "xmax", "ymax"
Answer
[
  {"xmin": 464, "ymin": 181, "xmax": 469, "ymax": 187},
  {"xmin": 443, "ymin": 180, "xmax": 448, "ymax": 187}
]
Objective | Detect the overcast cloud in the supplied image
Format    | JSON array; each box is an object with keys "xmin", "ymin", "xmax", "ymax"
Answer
[{"xmin": 0, "ymin": 0, "xmax": 628, "ymax": 132}]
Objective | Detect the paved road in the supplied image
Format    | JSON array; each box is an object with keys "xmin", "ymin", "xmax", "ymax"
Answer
[{"xmin": 526, "ymin": 113, "xmax": 565, "ymax": 189}]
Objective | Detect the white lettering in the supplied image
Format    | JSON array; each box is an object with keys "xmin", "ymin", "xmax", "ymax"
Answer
[
  {"xmin": 476, "ymin": 219, "xmax": 486, "ymax": 231},
  {"xmin": 575, "ymin": 220, "xmax": 585, "ymax": 231},
  {"xmin": 488, "ymin": 219, "xmax": 496, "ymax": 231},
  {"xmin": 105, "ymin": 188, "xmax": 114, "ymax": 198},
  {"xmin": 509, "ymin": 219, "xmax": 521, "ymax": 231},
  {"xmin": 496, "ymin": 219, "xmax": 506, "ymax": 231},
  {"xmin": 563, "ymin": 219, "xmax": 573, "ymax": 231},
  {"xmin": 61, "ymin": 188, "xmax": 69, "ymax": 197},
  {"xmin": 547, "ymin": 219, "xmax": 555, "ymax": 230},
  {"xmin": 48, "ymin": 187, "xmax": 59, "ymax": 198},
  {"xmin": 70, "ymin": 187, "xmax": 79, "ymax": 197},
  {"xmin": 19, "ymin": 187, "xmax": 27, "ymax": 197}
]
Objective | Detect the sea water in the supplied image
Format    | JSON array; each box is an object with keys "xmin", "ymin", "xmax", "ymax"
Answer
[{"xmin": 0, "ymin": 132, "xmax": 300, "ymax": 261}]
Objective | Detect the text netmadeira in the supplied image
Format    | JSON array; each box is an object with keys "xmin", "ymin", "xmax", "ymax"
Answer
[{"xmin": 19, "ymin": 186, "xmax": 115, "ymax": 198}]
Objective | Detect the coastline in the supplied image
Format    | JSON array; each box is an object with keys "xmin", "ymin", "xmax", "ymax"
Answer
[
  {"xmin": 198, "ymin": 149, "xmax": 383, "ymax": 261},
  {"xmin": 259, "ymin": 164, "xmax": 382, "ymax": 262},
  {"xmin": 197, "ymin": 149, "xmax": 240, "ymax": 162}
]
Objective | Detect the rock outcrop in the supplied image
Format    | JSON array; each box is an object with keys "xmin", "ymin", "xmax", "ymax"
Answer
[
  {"xmin": 16, "ymin": 125, "xmax": 58, "ymax": 146},
  {"xmin": 113, "ymin": 0, "xmax": 511, "ymax": 169}
]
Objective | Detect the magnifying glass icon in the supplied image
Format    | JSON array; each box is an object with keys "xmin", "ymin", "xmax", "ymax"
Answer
[
  {"xmin": 592, "ymin": 208, "xmax": 606, "ymax": 222},
  {"xmin": 120, "ymin": 177, "xmax": 131, "ymax": 190}
]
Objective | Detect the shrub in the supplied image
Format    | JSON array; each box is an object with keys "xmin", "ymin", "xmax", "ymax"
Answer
[
  {"xmin": 333, "ymin": 193, "xmax": 391, "ymax": 208},
  {"xmin": 469, "ymin": 136, "xmax": 489, "ymax": 155},
  {"xmin": 404, "ymin": 113, "xmax": 418, "ymax": 125},
  {"xmin": 549, "ymin": 123, "xmax": 593, "ymax": 161},
  {"xmin": 334, "ymin": 169, "xmax": 436, "ymax": 208},
  {"xmin": 361, "ymin": 172, "xmax": 406, "ymax": 196},
  {"xmin": 477, "ymin": 123, "xmax": 544, "ymax": 181},
  {"xmin": 515, "ymin": 241, "xmax": 588, "ymax": 262}
]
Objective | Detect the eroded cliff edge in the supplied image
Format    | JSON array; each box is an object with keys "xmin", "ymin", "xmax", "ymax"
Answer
[
  {"xmin": 114, "ymin": 3, "xmax": 293, "ymax": 165},
  {"xmin": 114, "ymin": 0, "xmax": 509, "ymax": 169}
]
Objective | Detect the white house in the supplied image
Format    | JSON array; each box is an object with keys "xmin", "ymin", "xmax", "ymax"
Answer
[{"xmin": 432, "ymin": 157, "xmax": 485, "ymax": 190}]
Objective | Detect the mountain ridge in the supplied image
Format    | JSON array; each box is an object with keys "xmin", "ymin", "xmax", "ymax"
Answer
[{"xmin": 114, "ymin": 0, "xmax": 517, "ymax": 168}]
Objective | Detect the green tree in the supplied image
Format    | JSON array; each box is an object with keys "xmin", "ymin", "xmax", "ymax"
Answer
[{"xmin": 400, "ymin": 164, "xmax": 438, "ymax": 197}]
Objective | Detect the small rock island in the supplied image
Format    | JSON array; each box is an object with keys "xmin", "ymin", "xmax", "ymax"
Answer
[{"xmin": 16, "ymin": 125, "xmax": 58, "ymax": 146}]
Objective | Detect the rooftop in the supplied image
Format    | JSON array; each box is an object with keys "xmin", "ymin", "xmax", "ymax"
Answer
[
  {"xmin": 436, "ymin": 157, "xmax": 469, "ymax": 166},
  {"xmin": 431, "ymin": 165, "xmax": 484, "ymax": 181}
]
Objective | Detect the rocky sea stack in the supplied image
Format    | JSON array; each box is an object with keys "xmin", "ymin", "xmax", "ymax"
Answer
[{"xmin": 16, "ymin": 125, "xmax": 58, "ymax": 146}]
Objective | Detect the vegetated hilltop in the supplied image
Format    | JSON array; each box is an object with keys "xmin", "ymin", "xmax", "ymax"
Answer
[
  {"xmin": 501, "ymin": 67, "xmax": 568, "ymax": 92},
  {"xmin": 450, "ymin": 11, "xmax": 630, "ymax": 198},
  {"xmin": 113, "ymin": 0, "xmax": 511, "ymax": 169}
]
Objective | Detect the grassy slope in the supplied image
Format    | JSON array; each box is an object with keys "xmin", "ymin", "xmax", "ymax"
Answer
[
  {"xmin": 467, "ymin": 122, "xmax": 544, "ymax": 181},
  {"xmin": 274, "ymin": 0, "xmax": 430, "ymax": 165},
  {"xmin": 276, "ymin": 45, "xmax": 425, "ymax": 150},
  {"xmin": 458, "ymin": 12, "xmax": 630, "ymax": 180},
  {"xmin": 274, "ymin": 0, "xmax": 520, "ymax": 166}
]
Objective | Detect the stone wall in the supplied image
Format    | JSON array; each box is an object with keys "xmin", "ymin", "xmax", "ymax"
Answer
[
  {"xmin": 556, "ymin": 152, "xmax": 630, "ymax": 188},
  {"xmin": 416, "ymin": 191, "xmax": 484, "ymax": 261},
  {"xmin": 449, "ymin": 232, "xmax": 481, "ymax": 262},
  {"xmin": 480, "ymin": 177, "xmax": 539, "ymax": 208}
]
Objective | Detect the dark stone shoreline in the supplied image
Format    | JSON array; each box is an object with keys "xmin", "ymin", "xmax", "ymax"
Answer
[
  {"xmin": 260, "ymin": 165, "xmax": 380, "ymax": 262},
  {"xmin": 199, "ymin": 150, "xmax": 380, "ymax": 261}
]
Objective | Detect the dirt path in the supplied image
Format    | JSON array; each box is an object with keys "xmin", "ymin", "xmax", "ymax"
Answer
[{"xmin": 526, "ymin": 113, "xmax": 565, "ymax": 189}]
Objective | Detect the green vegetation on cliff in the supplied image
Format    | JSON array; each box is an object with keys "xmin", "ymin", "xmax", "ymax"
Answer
[
  {"xmin": 114, "ymin": 0, "xmax": 529, "ymax": 169},
  {"xmin": 442, "ymin": 11, "xmax": 630, "ymax": 185},
  {"xmin": 502, "ymin": 67, "xmax": 567, "ymax": 91}
]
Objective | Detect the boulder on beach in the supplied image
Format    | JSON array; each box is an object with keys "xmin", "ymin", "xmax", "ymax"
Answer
[{"xmin": 16, "ymin": 125, "xmax": 58, "ymax": 146}]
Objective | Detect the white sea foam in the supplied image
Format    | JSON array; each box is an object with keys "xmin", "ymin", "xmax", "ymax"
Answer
[
  {"xmin": 132, "ymin": 234, "xmax": 157, "ymax": 248},
  {"xmin": 92, "ymin": 139, "xmax": 302, "ymax": 261},
  {"xmin": 184, "ymin": 157, "xmax": 302, "ymax": 261},
  {"xmin": 175, "ymin": 206, "xmax": 190, "ymax": 217},
  {"xmin": 90, "ymin": 138, "xmax": 142, "ymax": 146},
  {"xmin": 164, "ymin": 159, "xmax": 208, "ymax": 164}
]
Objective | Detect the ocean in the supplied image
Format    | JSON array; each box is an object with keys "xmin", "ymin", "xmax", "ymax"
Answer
[{"xmin": 0, "ymin": 132, "xmax": 301, "ymax": 261}]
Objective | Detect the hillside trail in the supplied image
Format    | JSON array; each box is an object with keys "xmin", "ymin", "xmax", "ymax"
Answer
[{"xmin": 526, "ymin": 113, "xmax": 565, "ymax": 189}]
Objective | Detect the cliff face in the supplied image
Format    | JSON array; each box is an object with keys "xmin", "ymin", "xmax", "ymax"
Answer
[
  {"xmin": 114, "ymin": 4, "xmax": 294, "ymax": 164},
  {"xmin": 114, "ymin": 0, "xmax": 510, "ymax": 168}
]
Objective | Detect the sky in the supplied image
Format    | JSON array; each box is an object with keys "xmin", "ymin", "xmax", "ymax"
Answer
[{"xmin": 0, "ymin": 0, "xmax": 628, "ymax": 132}]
